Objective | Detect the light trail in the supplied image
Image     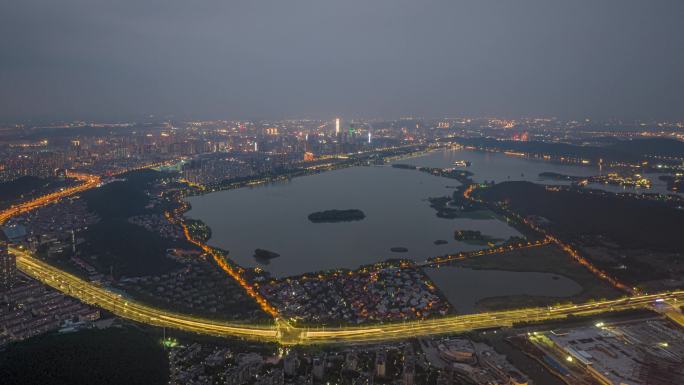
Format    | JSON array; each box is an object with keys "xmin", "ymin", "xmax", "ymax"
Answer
[
  {"xmin": 12, "ymin": 247, "xmax": 279, "ymax": 341},
  {"xmin": 12, "ymin": 246, "xmax": 684, "ymax": 345},
  {"xmin": 297, "ymin": 291, "xmax": 684, "ymax": 345},
  {"xmin": 422, "ymin": 238, "xmax": 551, "ymax": 267}
]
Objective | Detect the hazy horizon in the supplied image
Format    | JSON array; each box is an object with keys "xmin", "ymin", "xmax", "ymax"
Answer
[{"xmin": 2, "ymin": 0, "xmax": 683, "ymax": 122}]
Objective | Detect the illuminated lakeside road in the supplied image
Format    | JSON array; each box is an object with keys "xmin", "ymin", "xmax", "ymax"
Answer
[
  {"xmin": 178, "ymin": 221, "xmax": 280, "ymax": 318},
  {"xmin": 420, "ymin": 238, "xmax": 551, "ymax": 267},
  {"xmin": 13, "ymin": 246, "xmax": 684, "ymax": 345}
]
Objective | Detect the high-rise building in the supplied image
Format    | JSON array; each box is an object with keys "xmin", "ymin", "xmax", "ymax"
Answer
[
  {"xmin": 375, "ymin": 351, "xmax": 387, "ymax": 378},
  {"xmin": 335, "ymin": 118, "xmax": 340, "ymax": 135},
  {"xmin": 312, "ymin": 356, "xmax": 325, "ymax": 380},
  {"xmin": 283, "ymin": 353, "xmax": 297, "ymax": 376},
  {"xmin": 402, "ymin": 353, "xmax": 416, "ymax": 385},
  {"xmin": 345, "ymin": 352, "xmax": 358, "ymax": 371},
  {"xmin": 0, "ymin": 230, "xmax": 16, "ymax": 291}
]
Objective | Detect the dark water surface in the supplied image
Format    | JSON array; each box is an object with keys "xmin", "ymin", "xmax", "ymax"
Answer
[
  {"xmin": 394, "ymin": 147, "xmax": 597, "ymax": 184},
  {"xmin": 186, "ymin": 148, "xmax": 665, "ymax": 279},
  {"xmin": 186, "ymin": 164, "xmax": 519, "ymax": 277},
  {"xmin": 425, "ymin": 266, "xmax": 582, "ymax": 313},
  {"xmin": 400, "ymin": 147, "xmax": 680, "ymax": 195}
]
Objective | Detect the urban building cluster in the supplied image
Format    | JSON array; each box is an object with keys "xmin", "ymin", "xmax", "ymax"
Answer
[
  {"xmin": 541, "ymin": 171, "xmax": 653, "ymax": 189},
  {"xmin": 118, "ymin": 257, "xmax": 266, "ymax": 321},
  {"xmin": 169, "ymin": 343, "xmax": 284, "ymax": 385},
  {"xmin": 0, "ymin": 118, "xmax": 386, "ymax": 184},
  {"xmin": 2, "ymin": 117, "xmax": 683, "ymax": 186},
  {"xmin": 166, "ymin": 333, "xmax": 535, "ymax": 385},
  {"xmin": 259, "ymin": 266, "xmax": 450, "ymax": 324},
  {"xmin": 0, "ymin": 231, "xmax": 14, "ymax": 291},
  {"xmin": 1, "ymin": 117, "xmax": 683, "ymax": 385},
  {"xmin": 0, "ymin": 149, "xmax": 64, "ymax": 182},
  {"xmin": 5, "ymin": 197, "xmax": 99, "ymax": 257},
  {"xmin": 3, "ymin": 197, "xmax": 102, "ymax": 281},
  {"xmin": 1, "ymin": 231, "xmax": 99, "ymax": 347},
  {"xmin": 423, "ymin": 337, "xmax": 530, "ymax": 385},
  {"xmin": 128, "ymin": 214, "xmax": 185, "ymax": 240},
  {"xmin": 0, "ymin": 277, "xmax": 100, "ymax": 346},
  {"xmin": 523, "ymin": 318, "xmax": 684, "ymax": 385},
  {"xmin": 179, "ymin": 156, "xmax": 255, "ymax": 185}
]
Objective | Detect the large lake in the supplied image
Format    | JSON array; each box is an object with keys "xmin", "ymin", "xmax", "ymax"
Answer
[
  {"xmin": 398, "ymin": 147, "xmax": 679, "ymax": 195},
  {"xmin": 394, "ymin": 147, "xmax": 597, "ymax": 183},
  {"xmin": 185, "ymin": 148, "xmax": 623, "ymax": 277},
  {"xmin": 186, "ymin": 164, "xmax": 520, "ymax": 277}
]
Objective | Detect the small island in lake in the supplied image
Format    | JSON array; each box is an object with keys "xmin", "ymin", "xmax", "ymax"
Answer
[
  {"xmin": 454, "ymin": 230, "xmax": 485, "ymax": 241},
  {"xmin": 253, "ymin": 248, "xmax": 280, "ymax": 261},
  {"xmin": 308, "ymin": 209, "xmax": 366, "ymax": 223},
  {"xmin": 428, "ymin": 196, "xmax": 460, "ymax": 219}
]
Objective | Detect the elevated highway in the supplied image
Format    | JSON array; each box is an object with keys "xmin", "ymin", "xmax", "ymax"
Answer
[
  {"xmin": 14, "ymin": 246, "xmax": 684, "ymax": 345},
  {"xmin": 13, "ymin": 247, "xmax": 279, "ymax": 342}
]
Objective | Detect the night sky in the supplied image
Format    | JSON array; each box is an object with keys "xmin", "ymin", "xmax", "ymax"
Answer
[{"xmin": 1, "ymin": 0, "xmax": 683, "ymax": 121}]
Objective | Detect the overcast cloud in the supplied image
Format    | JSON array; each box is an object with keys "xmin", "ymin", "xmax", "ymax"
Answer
[{"xmin": 1, "ymin": 0, "xmax": 683, "ymax": 121}]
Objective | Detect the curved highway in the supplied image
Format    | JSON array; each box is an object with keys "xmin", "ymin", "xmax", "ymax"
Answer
[
  {"xmin": 4, "ymin": 172, "xmax": 684, "ymax": 345},
  {"xmin": 13, "ymin": 247, "xmax": 279, "ymax": 341},
  {"xmin": 13, "ymin": 245, "xmax": 684, "ymax": 345}
]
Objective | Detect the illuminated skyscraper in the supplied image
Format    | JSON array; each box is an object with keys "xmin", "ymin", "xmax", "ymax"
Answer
[
  {"xmin": 335, "ymin": 118, "xmax": 340, "ymax": 135},
  {"xmin": 0, "ymin": 230, "xmax": 15, "ymax": 291}
]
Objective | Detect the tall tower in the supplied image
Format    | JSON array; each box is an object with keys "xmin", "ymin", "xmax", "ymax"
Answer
[
  {"xmin": 335, "ymin": 118, "xmax": 340, "ymax": 135},
  {"xmin": 0, "ymin": 230, "xmax": 16, "ymax": 291}
]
